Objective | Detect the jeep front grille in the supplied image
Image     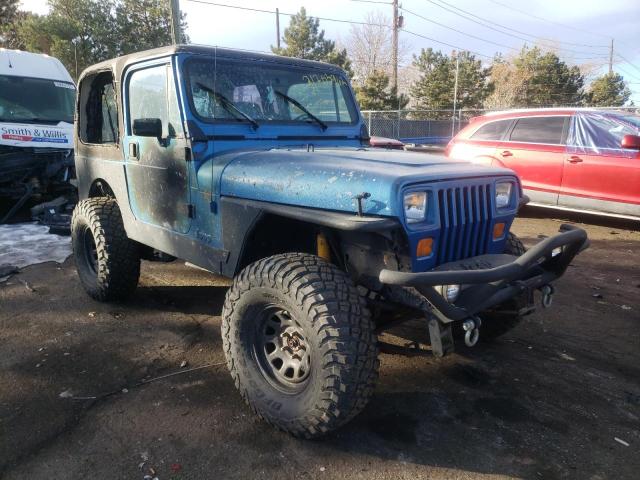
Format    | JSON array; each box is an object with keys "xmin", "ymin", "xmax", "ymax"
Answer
[{"xmin": 436, "ymin": 183, "xmax": 493, "ymax": 265}]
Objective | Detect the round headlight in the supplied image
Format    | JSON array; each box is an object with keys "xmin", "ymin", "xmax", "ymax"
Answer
[
  {"xmin": 438, "ymin": 284, "xmax": 461, "ymax": 303},
  {"xmin": 495, "ymin": 182, "xmax": 513, "ymax": 209},
  {"xmin": 404, "ymin": 192, "xmax": 427, "ymax": 223}
]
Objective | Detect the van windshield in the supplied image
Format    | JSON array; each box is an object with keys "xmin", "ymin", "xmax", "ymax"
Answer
[
  {"xmin": 0, "ymin": 75, "xmax": 75, "ymax": 124},
  {"xmin": 185, "ymin": 58, "xmax": 357, "ymax": 126}
]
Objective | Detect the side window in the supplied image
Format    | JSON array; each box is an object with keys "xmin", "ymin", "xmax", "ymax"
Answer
[
  {"xmin": 80, "ymin": 71, "xmax": 118, "ymax": 144},
  {"xmin": 509, "ymin": 116, "xmax": 566, "ymax": 144},
  {"xmin": 129, "ymin": 65, "xmax": 168, "ymax": 137},
  {"xmin": 470, "ymin": 119, "xmax": 512, "ymax": 141}
]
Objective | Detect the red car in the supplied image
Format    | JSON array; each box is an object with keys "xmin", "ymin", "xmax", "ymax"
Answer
[{"xmin": 446, "ymin": 108, "xmax": 640, "ymax": 220}]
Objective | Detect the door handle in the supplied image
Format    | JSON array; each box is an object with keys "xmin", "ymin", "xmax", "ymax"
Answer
[
  {"xmin": 129, "ymin": 142, "xmax": 139, "ymax": 160},
  {"xmin": 500, "ymin": 150, "xmax": 513, "ymax": 157},
  {"xmin": 567, "ymin": 155, "xmax": 583, "ymax": 163}
]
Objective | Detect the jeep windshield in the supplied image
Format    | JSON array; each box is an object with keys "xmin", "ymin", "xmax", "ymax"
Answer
[
  {"xmin": 185, "ymin": 57, "xmax": 358, "ymax": 127},
  {"xmin": 0, "ymin": 75, "xmax": 75, "ymax": 124}
]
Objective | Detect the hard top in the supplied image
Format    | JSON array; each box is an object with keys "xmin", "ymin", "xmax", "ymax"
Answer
[
  {"xmin": 79, "ymin": 44, "xmax": 346, "ymax": 83},
  {"xmin": 0, "ymin": 48, "xmax": 74, "ymax": 83}
]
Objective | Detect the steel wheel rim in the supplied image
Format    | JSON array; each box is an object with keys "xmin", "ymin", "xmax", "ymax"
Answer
[
  {"xmin": 254, "ymin": 306, "xmax": 311, "ymax": 392},
  {"xmin": 82, "ymin": 227, "xmax": 98, "ymax": 275}
]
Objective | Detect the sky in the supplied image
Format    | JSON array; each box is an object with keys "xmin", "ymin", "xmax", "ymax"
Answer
[{"xmin": 19, "ymin": 0, "xmax": 640, "ymax": 103}]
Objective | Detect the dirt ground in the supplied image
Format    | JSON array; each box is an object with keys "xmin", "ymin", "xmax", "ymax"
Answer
[{"xmin": 1, "ymin": 208, "xmax": 638, "ymax": 480}]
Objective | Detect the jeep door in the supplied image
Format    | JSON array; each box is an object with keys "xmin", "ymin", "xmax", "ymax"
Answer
[
  {"xmin": 495, "ymin": 115, "xmax": 569, "ymax": 206},
  {"xmin": 123, "ymin": 61, "xmax": 191, "ymax": 233},
  {"xmin": 560, "ymin": 113, "xmax": 640, "ymax": 217}
]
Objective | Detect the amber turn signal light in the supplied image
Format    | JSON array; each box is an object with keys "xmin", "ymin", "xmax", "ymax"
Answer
[
  {"xmin": 416, "ymin": 237, "xmax": 433, "ymax": 257},
  {"xmin": 493, "ymin": 222, "xmax": 505, "ymax": 239}
]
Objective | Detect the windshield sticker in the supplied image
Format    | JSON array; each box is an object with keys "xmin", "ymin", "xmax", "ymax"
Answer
[
  {"xmin": 303, "ymin": 74, "xmax": 347, "ymax": 86},
  {"xmin": 54, "ymin": 81, "xmax": 75, "ymax": 89},
  {"xmin": 1, "ymin": 124, "xmax": 71, "ymax": 145}
]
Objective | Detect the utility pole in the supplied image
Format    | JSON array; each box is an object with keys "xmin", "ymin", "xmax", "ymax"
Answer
[
  {"xmin": 170, "ymin": 0, "xmax": 181, "ymax": 45},
  {"xmin": 276, "ymin": 8, "xmax": 281, "ymax": 49},
  {"xmin": 451, "ymin": 51, "xmax": 460, "ymax": 138},
  {"xmin": 392, "ymin": 0, "xmax": 398, "ymax": 91},
  {"xmin": 608, "ymin": 38, "xmax": 614, "ymax": 74}
]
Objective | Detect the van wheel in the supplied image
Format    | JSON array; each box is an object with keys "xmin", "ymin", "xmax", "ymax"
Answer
[
  {"xmin": 71, "ymin": 197, "xmax": 140, "ymax": 301},
  {"xmin": 480, "ymin": 233, "xmax": 528, "ymax": 341},
  {"xmin": 222, "ymin": 253, "xmax": 379, "ymax": 438}
]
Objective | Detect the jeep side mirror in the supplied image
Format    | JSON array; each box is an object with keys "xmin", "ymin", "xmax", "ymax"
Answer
[
  {"xmin": 133, "ymin": 118, "xmax": 162, "ymax": 138},
  {"xmin": 621, "ymin": 134, "xmax": 640, "ymax": 150}
]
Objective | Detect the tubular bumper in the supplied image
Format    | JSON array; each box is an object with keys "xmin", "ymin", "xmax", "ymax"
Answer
[{"xmin": 379, "ymin": 224, "xmax": 589, "ymax": 323}]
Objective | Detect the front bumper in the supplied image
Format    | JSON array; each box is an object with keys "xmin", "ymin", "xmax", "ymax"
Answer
[{"xmin": 379, "ymin": 224, "xmax": 589, "ymax": 323}]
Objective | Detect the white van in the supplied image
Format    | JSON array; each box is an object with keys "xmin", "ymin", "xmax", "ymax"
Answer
[{"xmin": 0, "ymin": 49, "xmax": 76, "ymax": 222}]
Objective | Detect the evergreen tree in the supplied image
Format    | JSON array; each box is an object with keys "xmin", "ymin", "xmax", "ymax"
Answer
[
  {"xmin": 272, "ymin": 7, "xmax": 352, "ymax": 76},
  {"xmin": 4, "ymin": 0, "xmax": 188, "ymax": 80},
  {"xmin": 512, "ymin": 46, "xmax": 584, "ymax": 106},
  {"xmin": 355, "ymin": 70, "xmax": 408, "ymax": 110},
  {"xmin": 586, "ymin": 72, "xmax": 631, "ymax": 106},
  {"xmin": 410, "ymin": 48, "xmax": 491, "ymax": 111},
  {"xmin": 0, "ymin": 0, "xmax": 24, "ymax": 48}
]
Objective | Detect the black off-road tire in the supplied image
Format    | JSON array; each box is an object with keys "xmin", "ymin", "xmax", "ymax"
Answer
[
  {"xmin": 71, "ymin": 197, "xmax": 140, "ymax": 302},
  {"xmin": 222, "ymin": 253, "xmax": 379, "ymax": 438},
  {"xmin": 479, "ymin": 232, "xmax": 528, "ymax": 341},
  {"xmin": 504, "ymin": 232, "xmax": 526, "ymax": 257}
]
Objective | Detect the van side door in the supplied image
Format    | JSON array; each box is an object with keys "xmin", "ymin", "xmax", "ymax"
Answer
[
  {"xmin": 123, "ymin": 61, "xmax": 191, "ymax": 234},
  {"xmin": 495, "ymin": 115, "xmax": 569, "ymax": 206}
]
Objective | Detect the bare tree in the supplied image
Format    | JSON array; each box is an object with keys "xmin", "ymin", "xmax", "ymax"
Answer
[
  {"xmin": 484, "ymin": 59, "xmax": 531, "ymax": 110},
  {"xmin": 344, "ymin": 11, "xmax": 409, "ymax": 87}
]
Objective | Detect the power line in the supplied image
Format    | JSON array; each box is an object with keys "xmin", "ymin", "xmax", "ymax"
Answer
[
  {"xmin": 615, "ymin": 66, "xmax": 640, "ymax": 83},
  {"xmin": 403, "ymin": 8, "xmax": 609, "ymax": 63},
  {"xmin": 616, "ymin": 53, "xmax": 640, "ymax": 75},
  {"xmin": 402, "ymin": 7, "xmax": 518, "ymax": 52},
  {"xmin": 186, "ymin": 0, "xmax": 497, "ymax": 59},
  {"xmin": 185, "ymin": 0, "xmax": 385, "ymax": 27},
  {"xmin": 401, "ymin": 29, "xmax": 494, "ymax": 59},
  {"xmin": 484, "ymin": 0, "xmax": 611, "ymax": 46},
  {"xmin": 423, "ymin": 0, "xmax": 610, "ymax": 58},
  {"xmin": 350, "ymin": 0, "xmax": 393, "ymax": 4},
  {"xmin": 184, "ymin": 0, "xmax": 638, "ymax": 95}
]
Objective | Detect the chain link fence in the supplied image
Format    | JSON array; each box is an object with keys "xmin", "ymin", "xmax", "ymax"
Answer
[{"xmin": 362, "ymin": 106, "xmax": 640, "ymax": 145}]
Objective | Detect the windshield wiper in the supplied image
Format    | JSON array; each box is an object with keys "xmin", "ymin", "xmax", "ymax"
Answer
[
  {"xmin": 274, "ymin": 90, "xmax": 328, "ymax": 131},
  {"xmin": 196, "ymin": 82, "xmax": 259, "ymax": 130}
]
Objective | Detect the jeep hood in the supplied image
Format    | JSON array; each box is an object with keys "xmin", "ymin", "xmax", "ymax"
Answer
[{"xmin": 218, "ymin": 147, "xmax": 516, "ymax": 216}]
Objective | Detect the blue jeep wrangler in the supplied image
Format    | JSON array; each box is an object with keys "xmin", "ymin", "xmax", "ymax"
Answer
[{"xmin": 72, "ymin": 45, "xmax": 588, "ymax": 438}]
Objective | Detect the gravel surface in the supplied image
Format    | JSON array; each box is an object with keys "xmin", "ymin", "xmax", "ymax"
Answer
[{"xmin": 1, "ymin": 209, "xmax": 638, "ymax": 480}]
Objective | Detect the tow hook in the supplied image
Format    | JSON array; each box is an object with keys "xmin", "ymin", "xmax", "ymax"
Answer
[
  {"xmin": 462, "ymin": 316, "xmax": 482, "ymax": 347},
  {"xmin": 540, "ymin": 284, "xmax": 555, "ymax": 308}
]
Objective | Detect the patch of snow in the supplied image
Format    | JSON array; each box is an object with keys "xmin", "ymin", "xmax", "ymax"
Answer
[{"xmin": 0, "ymin": 222, "xmax": 72, "ymax": 269}]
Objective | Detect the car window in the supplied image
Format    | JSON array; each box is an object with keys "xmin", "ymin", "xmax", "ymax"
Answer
[
  {"xmin": 129, "ymin": 65, "xmax": 168, "ymax": 137},
  {"xmin": 80, "ymin": 71, "xmax": 118, "ymax": 144},
  {"xmin": 509, "ymin": 116, "xmax": 566, "ymax": 144},
  {"xmin": 587, "ymin": 114, "xmax": 639, "ymax": 148},
  {"xmin": 469, "ymin": 119, "xmax": 512, "ymax": 141},
  {"xmin": 186, "ymin": 57, "xmax": 357, "ymax": 125}
]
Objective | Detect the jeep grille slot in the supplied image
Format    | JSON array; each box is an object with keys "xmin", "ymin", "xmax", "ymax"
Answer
[{"xmin": 437, "ymin": 183, "xmax": 493, "ymax": 265}]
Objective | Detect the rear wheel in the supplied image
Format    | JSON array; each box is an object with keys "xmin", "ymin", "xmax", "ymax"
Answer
[
  {"xmin": 71, "ymin": 197, "xmax": 140, "ymax": 302},
  {"xmin": 222, "ymin": 253, "xmax": 379, "ymax": 438}
]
